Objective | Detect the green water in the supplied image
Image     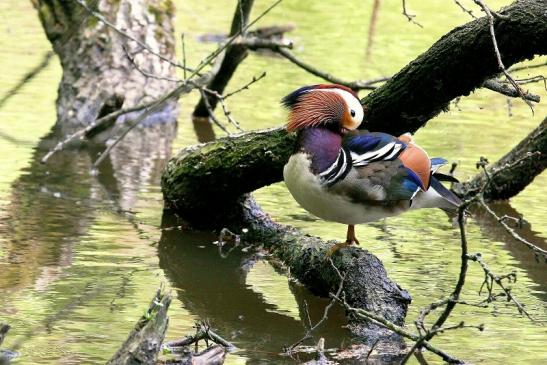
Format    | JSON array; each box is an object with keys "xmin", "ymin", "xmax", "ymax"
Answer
[{"xmin": 0, "ymin": 0, "xmax": 545, "ymax": 364}]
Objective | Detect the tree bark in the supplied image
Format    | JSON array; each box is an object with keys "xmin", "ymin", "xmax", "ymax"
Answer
[
  {"xmin": 454, "ymin": 117, "xmax": 546, "ymax": 200},
  {"xmin": 31, "ymin": 0, "xmax": 178, "ymax": 135}
]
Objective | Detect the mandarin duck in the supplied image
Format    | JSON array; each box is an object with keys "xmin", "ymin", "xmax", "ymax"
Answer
[{"xmin": 282, "ymin": 84, "xmax": 460, "ymax": 250}]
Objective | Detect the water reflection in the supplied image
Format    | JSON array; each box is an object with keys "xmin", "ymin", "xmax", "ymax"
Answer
[
  {"xmin": 158, "ymin": 212, "xmax": 351, "ymax": 363},
  {"xmin": 0, "ymin": 120, "xmax": 176, "ymax": 317},
  {"xmin": 472, "ymin": 201, "xmax": 547, "ymax": 300}
]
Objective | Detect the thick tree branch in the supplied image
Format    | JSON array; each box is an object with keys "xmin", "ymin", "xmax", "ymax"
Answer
[
  {"xmin": 361, "ymin": 0, "xmax": 547, "ymax": 135},
  {"xmin": 454, "ymin": 117, "xmax": 546, "ymax": 200}
]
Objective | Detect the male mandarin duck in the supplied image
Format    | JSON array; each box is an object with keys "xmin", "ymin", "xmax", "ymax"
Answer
[{"xmin": 282, "ymin": 84, "xmax": 460, "ymax": 250}]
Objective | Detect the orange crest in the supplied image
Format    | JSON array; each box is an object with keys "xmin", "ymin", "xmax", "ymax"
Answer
[{"xmin": 285, "ymin": 91, "xmax": 346, "ymax": 132}]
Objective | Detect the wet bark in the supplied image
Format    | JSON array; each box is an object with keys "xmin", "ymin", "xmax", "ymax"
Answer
[
  {"xmin": 454, "ymin": 117, "xmax": 546, "ymax": 200},
  {"xmin": 236, "ymin": 198, "xmax": 411, "ymax": 346},
  {"xmin": 31, "ymin": 0, "xmax": 178, "ymax": 135},
  {"xmin": 107, "ymin": 290, "xmax": 171, "ymax": 365}
]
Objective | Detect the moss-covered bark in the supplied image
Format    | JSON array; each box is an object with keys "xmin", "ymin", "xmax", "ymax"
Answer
[
  {"xmin": 32, "ymin": 0, "xmax": 178, "ymax": 135},
  {"xmin": 162, "ymin": 127, "xmax": 295, "ymax": 228},
  {"xmin": 455, "ymin": 117, "xmax": 546, "ymax": 200}
]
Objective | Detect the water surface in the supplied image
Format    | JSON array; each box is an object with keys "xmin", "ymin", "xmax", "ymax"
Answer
[{"xmin": 0, "ymin": 1, "xmax": 545, "ymax": 364}]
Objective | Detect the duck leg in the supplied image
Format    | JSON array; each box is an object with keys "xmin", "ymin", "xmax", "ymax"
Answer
[
  {"xmin": 346, "ymin": 224, "xmax": 360, "ymax": 245},
  {"xmin": 327, "ymin": 225, "xmax": 360, "ymax": 257}
]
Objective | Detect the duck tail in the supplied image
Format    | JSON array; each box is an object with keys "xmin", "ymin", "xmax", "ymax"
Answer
[{"xmin": 429, "ymin": 177, "xmax": 461, "ymax": 212}]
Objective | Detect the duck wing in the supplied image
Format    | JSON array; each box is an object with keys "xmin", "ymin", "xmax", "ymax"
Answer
[{"xmin": 322, "ymin": 131, "xmax": 425, "ymax": 204}]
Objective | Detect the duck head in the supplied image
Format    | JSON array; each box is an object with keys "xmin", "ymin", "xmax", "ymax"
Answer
[{"xmin": 282, "ymin": 84, "xmax": 364, "ymax": 134}]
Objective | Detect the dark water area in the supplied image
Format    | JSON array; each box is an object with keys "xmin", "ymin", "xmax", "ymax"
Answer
[{"xmin": 0, "ymin": 0, "xmax": 546, "ymax": 364}]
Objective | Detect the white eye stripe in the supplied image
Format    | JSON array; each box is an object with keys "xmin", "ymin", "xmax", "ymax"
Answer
[{"xmin": 308, "ymin": 88, "xmax": 363, "ymax": 128}]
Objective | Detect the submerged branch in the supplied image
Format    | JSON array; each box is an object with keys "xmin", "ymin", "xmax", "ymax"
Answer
[{"xmin": 107, "ymin": 289, "xmax": 171, "ymax": 365}]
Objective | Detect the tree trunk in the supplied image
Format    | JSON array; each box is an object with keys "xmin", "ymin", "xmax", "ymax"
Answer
[
  {"xmin": 31, "ymin": 0, "xmax": 178, "ymax": 135},
  {"xmin": 454, "ymin": 117, "xmax": 546, "ymax": 200}
]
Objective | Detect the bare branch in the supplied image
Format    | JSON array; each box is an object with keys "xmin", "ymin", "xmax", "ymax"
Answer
[
  {"xmin": 482, "ymin": 79, "xmax": 540, "ymax": 102},
  {"xmin": 509, "ymin": 60, "xmax": 547, "ymax": 73},
  {"xmin": 478, "ymin": 198, "xmax": 547, "ymax": 261},
  {"xmin": 224, "ymin": 71, "xmax": 267, "ymax": 99},
  {"xmin": 467, "ymin": 253, "xmax": 533, "ymax": 319},
  {"xmin": 402, "ymin": 0, "xmax": 423, "ymax": 28},
  {"xmin": 122, "ymin": 45, "xmax": 180, "ymax": 83},
  {"xmin": 198, "ymin": 88, "xmax": 232, "ymax": 135},
  {"xmin": 454, "ymin": 0, "xmax": 477, "ymax": 18},
  {"xmin": 275, "ymin": 47, "xmax": 389, "ymax": 90},
  {"xmin": 473, "ymin": 0, "xmax": 535, "ymax": 111},
  {"xmin": 202, "ymin": 88, "xmax": 244, "ymax": 132}
]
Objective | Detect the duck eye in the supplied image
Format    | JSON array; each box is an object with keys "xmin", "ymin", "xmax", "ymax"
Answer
[{"xmin": 350, "ymin": 109, "xmax": 356, "ymax": 117}]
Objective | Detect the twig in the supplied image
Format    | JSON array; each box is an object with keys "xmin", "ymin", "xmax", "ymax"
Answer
[
  {"xmin": 165, "ymin": 321, "xmax": 235, "ymax": 350},
  {"xmin": 453, "ymin": 0, "xmax": 477, "ymax": 18},
  {"xmin": 482, "ymin": 79, "xmax": 540, "ymax": 103},
  {"xmin": 181, "ymin": 33, "xmax": 188, "ymax": 80},
  {"xmin": 122, "ymin": 45, "xmax": 180, "ymax": 82},
  {"xmin": 509, "ymin": 61, "xmax": 547, "ymax": 73},
  {"xmin": 198, "ymin": 88, "xmax": 232, "ymax": 134},
  {"xmin": 473, "ymin": 0, "xmax": 534, "ymax": 111},
  {"xmin": 467, "ymin": 253, "xmax": 533, "ymax": 319},
  {"xmin": 92, "ymin": 71, "xmax": 213, "ymax": 167},
  {"xmin": 202, "ymin": 88, "xmax": 243, "ymax": 131},
  {"xmin": 223, "ymin": 71, "xmax": 267, "ymax": 99},
  {"xmin": 402, "ymin": 0, "xmax": 423, "ymax": 28},
  {"xmin": 41, "ymin": 98, "xmax": 160, "ymax": 163}
]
